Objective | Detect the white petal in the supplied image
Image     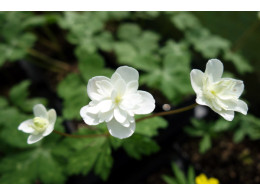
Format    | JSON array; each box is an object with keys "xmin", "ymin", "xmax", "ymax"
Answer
[
  {"xmin": 87, "ymin": 76, "xmax": 111, "ymax": 101},
  {"xmin": 47, "ymin": 109, "xmax": 57, "ymax": 126},
  {"xmin": 111, "ymin": 72, "xmax": 122, "ymax": 85},
  {"xmin": 196, "ymin": 95, "xmax": 209, "ymax": 106},
  {"xmin": 126, "ymin": 80, "xmax": 138, "ymax": 94},
  {"xmin": 205, "ymin": 59, "xmax": 223, "ymax": 82},
  {"xmin": 234, "ymin": 100, "xmax": 248, "ymax": 115},
  {"xmin": 96, "ymin": 80, "xmax": 114, "ymax": 97},
  {"xmin": 114, "ymin": 66, "xmax": 139, "ymax": 84},
  {"xmin": 114, "ymin": 78, "xmax": 126, "ymax": 96},
  {"xmin": 190, "ymin": 69, "xmax": 204, "ymax": 94},
  {"xmin": 114, "ymin": 107, "xmax": 127, "ymax": 123},
  {"xmin": 132, "ymin": 91, "xmax": 155, "ymax": 114},
  {"xmin": 107, "ymin": 119, "xmax": 135, "ymax": 139},
  {"xmin": 80, "ymin": 105, "xmax": 100, "ymax": 125},
  {"xmin": 120, "ymin": 93, "xmax": 142, "ymax": 110},
  {"xmin": 99, "ymin": 110, "xmax": 114, "ymax": 123},
  {"xmin": 97, "ymin": 100, "xmax": 113, "ymax": 113},
  {"xmin": 215, "ymin": 109, "xmax": 234, "ymax": 121},
  {"xmin": 33, "ymin": 104, "xmax": 48, "ymax": 119},
  {"xmin": 27, "ymin": 134, "xmax": 44, "ymax": 144},
  {"xmin": 18, "ymin": 119, "xmax": 35, "ymax": 133},
  {"xmin": 216, "ymin": 78, "xmax": 244, "ymax": 99},
  {"xmin": 43, "ymin": 124, "xmax": 55, "ymax": 136}
]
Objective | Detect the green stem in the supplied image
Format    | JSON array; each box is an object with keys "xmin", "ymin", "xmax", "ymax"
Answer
[
  {"xmin": 27, "ymin": 49, "xmax": 71, "ymax": 72},
  {"xmin": 54, "ymin": 103, "xmax": 198, "ymax": 138},
  {"xmin": 136, "ymin": 103, "xmax": 198, "ymax": 123}
]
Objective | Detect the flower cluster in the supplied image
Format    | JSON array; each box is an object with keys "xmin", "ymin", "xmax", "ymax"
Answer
[{"xmin": 18, "ymin": 60, "xmax": 248, "ymax": 144}]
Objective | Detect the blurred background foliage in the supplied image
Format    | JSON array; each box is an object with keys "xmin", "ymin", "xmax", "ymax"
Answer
[{"xmin": 0, "ymin": 11, "xmax": 260, "ymax": 184}]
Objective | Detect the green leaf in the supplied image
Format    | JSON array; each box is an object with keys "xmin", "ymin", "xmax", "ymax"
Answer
[
  {"xmin": 77, "ymin": 52, "xmax": 112, "ymax": 83},
  {"xmin": 0, "ymin": 107, "xmax": 34, "ymax": 148},
  {"xmin": 0, "ymin": 96, "xmax": 8, "ymax": 108},
  {"xmin": 94, "ymin": 31, "xmax": 114, "ymax": 51},
  {"xmin": 57, "ymin": 73, "xmax": 88, "ymax": 120},
  {"xmin": 135, "ymin": 116, "xmax": 168, "ymax": 137},
  {"xmin": 187, "ymin": 166, "xmax": 195, "ymax": 184},
  {"xmin": 199, "ymin": 134, "xmax": 212, "ymax": 154},
  {"xmin": 94, "ymin": 141, "xmax": 113, "ymax": 181},
  {"xmin": 171, "ymin": 162, "xmax": 186, "ymax": 184},
  {"xmin": 141, "ymin": 40, "xmax": 193, "ymax": 104},
  {"xmin": 171, "ymin": 12, "xmax": 201, "ymax": 31},
  {"xmin": 9, "ymin": 80, "xmax": 47, "ymax": 113},
  {"xmin": 224, "ymin": 51, "xmax": 253, "ymax": 74},
  {"xmin": 117, "ymin": 23, "xmax": 141, "ymax": 41},
  {"xmin": 114, "ymin": 42, "xmax": 138, "ymax": 64},
  {"xmin": 122, "ymin": 134, "xmax": 160, "ymax": 160},
  {"xmin": 0, "ymin": 148, "xmax": 65, "ymax": 184},
  {"xmin": 162, "ymin": 175, "xmax": 178, "ymax": 184},
  {"xmin": 233, "ymin": 114, "xmax": 260, "ymax": 143}
]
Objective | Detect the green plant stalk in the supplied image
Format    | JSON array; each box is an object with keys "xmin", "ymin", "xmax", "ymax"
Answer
[
  {"xmin": 54, "ymin": 103, "xmax": 198, "ymax": 138},
  {"xmin": 27, "ymin": 49, "xmax": 71, "ymax": 72}
]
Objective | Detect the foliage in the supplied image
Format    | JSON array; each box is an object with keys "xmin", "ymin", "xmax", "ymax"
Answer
[
  {"xmin": 0, "ymin": 12, "xmax": 58, "ymax": 67},
  {"xmin": 170, "ymin": 12, "xmax": 253, "ymax": 74},
  {"xmin": 0, "ymin": 11, "xmax": 258, "ymax": 184},
  {"xmin": 162, "ymin": 162, "xmax": 195, "ymax": 184},
  {"xmin": 232, "ymin": 114, "xmax": 260, "ymax": 143},
  {"xmin": 185, "ymin": 118, "xmax": 234, "ymax": 154}
]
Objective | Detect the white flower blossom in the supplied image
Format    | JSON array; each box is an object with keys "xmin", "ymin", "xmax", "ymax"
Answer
[
  {"xmin": 18, "ymin": 104, "xmax": 57, "ymax": 144},
  {"xmin": 190, "ymin": 59, "xmax": 248, "ymax": 121},
  {"xmin": 80, "ymin": 66, "xmax": 155, "ymax": 139}
]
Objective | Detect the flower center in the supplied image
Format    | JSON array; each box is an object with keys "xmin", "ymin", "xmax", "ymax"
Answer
[
  {"xmin": 115, "ymin": 95, "xmax": 122, "ymax": 105},
  {"xmin": 31, "ymin": 117, "xmax": 49, "ymax": 133}
]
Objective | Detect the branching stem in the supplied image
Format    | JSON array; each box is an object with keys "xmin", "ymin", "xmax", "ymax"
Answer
[
  {"xmin": 136, "ymin": 103, "xmax": 198, "ymax": 123},
  {"xmin": 53, "ymin": 103, "xmax": 198, "ymax": 139}
]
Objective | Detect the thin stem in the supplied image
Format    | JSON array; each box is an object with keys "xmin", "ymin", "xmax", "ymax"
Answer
[
  {"xmin": 27, "ymin": 49, "xmax": 71, "ymax": 72},
  {"xmin": 54, "ymin": 103, "xmax": 198, "ymax": 138},
  {"xmin": 136, "ymin": 103, "xmax": 198, "ymax": 123},
  {"xmin": 53, "ymin": 130, "xmax": 109, "ymax": 138}
]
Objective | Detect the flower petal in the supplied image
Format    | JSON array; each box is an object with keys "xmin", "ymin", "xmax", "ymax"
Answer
[
  {"xmin": 125, "ymin": 80, "xmax": 138, "ymax": 94},
  {"xmin": 18, "ymin": 119, "xmax": 35, "ymax": 133},
  {"xmin": 43, "ymin": 124, "xmax": 55, "ymax": 136},
  {"xmin": 205, "ymin": 59, "xmax": 223, "ymax": 82},
  {"xmin": 99, "ymin": 110, "xmax": 114, "ymax": 123},
  {"xmin": 47, "ymin": 109, "xmax": 57, "ymax": 126},
  {"xmin": 216, "ymin": 78, "xmax": 244, "ymax": 99},
  {"xmin": 132, "ymin": 91, "xmax": 155, "ymax": 114},
  {"xmin": 27, "ymin": 134, "xmax": 44, "ymax": 144},
  {"xmin": 114, "ymin": 107, "xmax": 127, "ymax": 123},
  {"xmin": 97, "ymin": 99, "xmax": 113, "ymax": 113},
  {"xmin": 87, "ymin": 76, "xmax": 111, "ymax": 101},
  {"xmin": 114, "ymin": 66, "xmax": 139, "ymax": 84},
  {"xmin": 114, "ymin": 78, "xmax": 126, "ymax": 96},
  {"xmin": 213, "ymin": 109, "xmax": 234, "ymax": 121},
  {"xmin": 42, "ymin": 109, "xmax": 56, "ymax": 136},
  {"xmin": 33, "ymin": 104, "xmax": 48, "ymax": 119},
  {"xmin": 80, "ymin": 105, "xmax": 100, "ymax": 125},
  {"xmin": 107, "ymin": 119, "xmax": 135, "ymax": 139},
  {"xmin": 190, "ymin": 69, "xmax": 204, "ymax": 94},
  {"xmin": 234, "ymin": 100, "xmax": 248, "ymax": 115}
]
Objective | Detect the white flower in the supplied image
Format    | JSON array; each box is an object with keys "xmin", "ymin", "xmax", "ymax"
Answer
[
  {"xmin": 18, "ymin": 104, "xmax": 57, "ymax": 144},
  {"xmin": 80, "ymin": 66, "xmax": 155, "ymax": 139},
  {"xmin": 190, "ymin": 59, "xmax": 248, "ymax": 121}
]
